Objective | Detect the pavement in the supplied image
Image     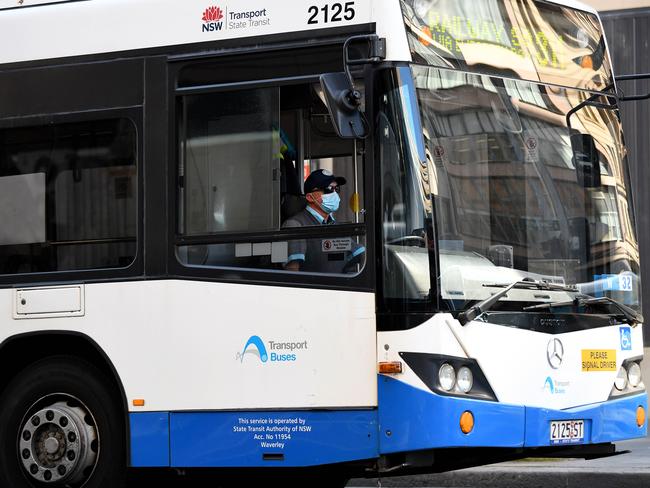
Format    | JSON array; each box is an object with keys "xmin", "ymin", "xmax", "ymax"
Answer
[
  {"xmin": 349, "ymin": 349, "xmax": 650, "ymax": 488},
  {"xmin": 350, "ymin": 435, "xmax": 649, "ymax": 488}
]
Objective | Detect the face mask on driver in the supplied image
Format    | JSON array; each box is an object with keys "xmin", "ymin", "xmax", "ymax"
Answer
[{"xmin": 320, "ymin": 192, "xmax": 340, "ymax": 213}]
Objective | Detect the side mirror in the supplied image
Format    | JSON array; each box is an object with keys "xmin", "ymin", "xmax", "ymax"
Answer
[
  {"xmin": 571, "ymin": 133, "xmax": 601, "ymax": 188},
  {"xmin": 320, "ymin": 72, "xmax": 368, "ymax": 139}
]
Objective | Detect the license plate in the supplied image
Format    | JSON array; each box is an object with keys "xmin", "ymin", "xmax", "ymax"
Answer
[{"xmin": 550, "ymin": 420, "xmax": 584, "ymax": 444}]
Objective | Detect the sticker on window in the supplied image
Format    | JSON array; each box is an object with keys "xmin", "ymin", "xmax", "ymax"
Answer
[
  {"xmin": 322, "ymin": 238, "xmax": 352, "ymax": 252},
  {"xmin": 593, "ymin": 274, "xmax": 634, "ymax": 292},
  {"xmin": 620, "ymin": 327, "xmax": 632, "ymax": 351},
  {"xmin": 581, "ymin": 350, "xmax": 616, "ymax": 372}
]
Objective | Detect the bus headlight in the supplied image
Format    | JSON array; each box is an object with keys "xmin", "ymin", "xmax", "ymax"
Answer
[
  {"xmin": 628, "ymin": 362, "xmax": 642, "ymax": 388},
  {"xmin": 439, "ymin": 363, "xmax": 456, "ymax": 391},
  {"xmin": 400, "ymin": 352, "xmax": 498, "ymax": 401},
  {"xmin": 608, "ymin": 357, "xmax": 645, "ymax": 399},
  {"xmin": 457, "ymin": 366, "xmax": 474, "ymax": 393},
  {"xmin": 615, "ymin": 366, "xmax": 628, "ymax": 391}
]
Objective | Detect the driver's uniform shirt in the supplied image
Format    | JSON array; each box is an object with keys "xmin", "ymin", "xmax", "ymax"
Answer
[{"xmin": 282, "ymin": 206, "xmax": 365, "ymax": 273}]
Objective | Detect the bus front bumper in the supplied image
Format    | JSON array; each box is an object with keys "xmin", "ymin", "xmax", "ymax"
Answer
[{"xmin": 378, "ymin": 376, "xmax": 648, "ymax": 453}]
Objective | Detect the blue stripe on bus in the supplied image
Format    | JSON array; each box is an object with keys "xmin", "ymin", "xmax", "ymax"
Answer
[
  {"xmin": 378, "ymin": 375, "xmax": 526, "ymax": 453},
  {"xmin": 168, "ymin": 410, "xmax": 378, "ymax": 467},
  {"xmin": 130, "ymin": 412, "xmax": 170, "ymax": 467},
  {"xmin": 129, "ymin": 386, "xmax": 647, "ymax": 467},
  {"xmin": 524, "ymin": 392, "xmax": 648, "ymax": 446},
  {"xmin": 378, "ymin": 375, "xmax": 648, "ymax": 453}
]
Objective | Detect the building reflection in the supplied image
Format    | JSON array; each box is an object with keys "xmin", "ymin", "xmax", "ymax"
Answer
[
  {"xmin": 402, "ymin": 0, "xmax": 613, "ymax": 92},
  {"xmin": 414, "ymin": 66, "xmax": 639, "ymax": 289}
]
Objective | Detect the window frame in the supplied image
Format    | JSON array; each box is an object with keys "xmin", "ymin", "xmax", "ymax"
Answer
[
  {"xmin": 167, "ymin": 60, "xmax": 376, "ymax": 292},
  {"xmin": 0, "ymin": 107, "xmax": 144, "ymax": 287}
]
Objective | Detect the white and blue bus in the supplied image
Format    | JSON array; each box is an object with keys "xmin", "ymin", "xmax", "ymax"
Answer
[{"xmin": 0, "ymin": 0, "xmax": 646, "ymax": 486}]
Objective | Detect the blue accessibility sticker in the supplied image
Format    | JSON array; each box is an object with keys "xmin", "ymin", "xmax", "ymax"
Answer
[{"xmin": 620, "ymin": 326, "xmax": 632, "ymax": 351}]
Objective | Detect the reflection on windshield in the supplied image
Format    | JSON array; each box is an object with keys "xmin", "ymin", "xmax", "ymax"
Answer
[
  {"xmin": 379, "ymin": 68, "xmax": 433, "ymax": 309},
  {"xmin": 400, "ymin": 0, "xmax": 612, "ymax": 92},
  {"xmin": 412, "ymin": 65, "xmax": 640, "ymax": 310}
]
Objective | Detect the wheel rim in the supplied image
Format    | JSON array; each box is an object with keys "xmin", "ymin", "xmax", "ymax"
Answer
[{"xmin": 18, "ymin": 395, "xmax": 99, "ymax": 486}]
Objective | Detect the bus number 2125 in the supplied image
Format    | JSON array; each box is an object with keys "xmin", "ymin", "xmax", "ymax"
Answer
[{"xmin": 308, "ymin": 2, "xmax": 356, "ymax": 24}]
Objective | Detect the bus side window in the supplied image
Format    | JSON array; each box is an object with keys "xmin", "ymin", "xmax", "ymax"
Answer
[
  {"xmin": 178, "ymin": 87, "xmax": 281, "ymax": 239},
  {"xmin": 0, "ymin": 119, "xmax": 137, "ymax": 275},
  {"xmin": 176, "ymin": 82, "xmax": 366, "ymax": 276}
]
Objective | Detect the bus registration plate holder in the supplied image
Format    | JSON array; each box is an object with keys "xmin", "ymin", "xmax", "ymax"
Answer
[{"xmin": 550, "ymin": 420, "xmax": 584, "ymax": 444}]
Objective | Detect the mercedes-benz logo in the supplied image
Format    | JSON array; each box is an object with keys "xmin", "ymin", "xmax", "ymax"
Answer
[{"xmin": 547, "ymin": 338, "xmax": 564, "ymax": 369}]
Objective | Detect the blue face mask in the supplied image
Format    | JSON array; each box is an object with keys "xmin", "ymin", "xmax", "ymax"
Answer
[{"xmin": 320, "ymin": 192, "xmax": 340, "ymax": 213}]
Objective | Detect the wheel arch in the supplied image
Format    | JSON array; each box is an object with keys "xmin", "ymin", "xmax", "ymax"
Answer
[{"xmin": 0, "ymin": 331, "xmax": 131, "ymax": 466}]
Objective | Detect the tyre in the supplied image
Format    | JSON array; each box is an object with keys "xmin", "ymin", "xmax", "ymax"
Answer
[{"xmin": 0, "ymin": 355, "xmax": 126, "ymax": 488}]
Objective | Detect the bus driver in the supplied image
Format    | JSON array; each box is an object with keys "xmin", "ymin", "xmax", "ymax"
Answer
[{"xmin": 283, "ymin": 169, "xmax": 365, "ymax": 273}]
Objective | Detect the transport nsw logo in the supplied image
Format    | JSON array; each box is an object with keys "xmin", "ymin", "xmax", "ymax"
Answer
[{"xmin": 202, "ymin": 6, "xmax": 224, "ymax": 32}]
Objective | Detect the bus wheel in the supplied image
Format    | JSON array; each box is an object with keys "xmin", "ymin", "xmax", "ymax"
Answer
[{"xmin": 0, "ymin": 356, "xmax": 125, "ymax": 488}]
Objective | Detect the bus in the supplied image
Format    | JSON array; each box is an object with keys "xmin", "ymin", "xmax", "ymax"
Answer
[{"xmin": 0, "ymin": 0, "xmax": 646, "ymax": 486}]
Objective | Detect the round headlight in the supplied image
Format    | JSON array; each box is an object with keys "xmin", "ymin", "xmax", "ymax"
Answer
[
  {"xmin": 628, "ymin": 362, "xmax": 642, "ymax": 388},
  {"xmin": 614, "ymin": 366, "xmax": 628, "ymax": 391},
  {"xmin": 457, "ymin": 366, "xmax": 474, "ymax": 393},
  {"xmin": 439, "ymin": 363, "xmax": 456, "ymax": 391}
]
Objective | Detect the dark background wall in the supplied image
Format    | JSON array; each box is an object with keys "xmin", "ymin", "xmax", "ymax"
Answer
[{"xmin": 601, "ymin": 9, "xmax": 650, "ymax": 346}]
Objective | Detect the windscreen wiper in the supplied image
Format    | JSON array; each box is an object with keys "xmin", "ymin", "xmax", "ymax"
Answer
[
  {"xmin": 524, "ymin": 296, "xmax": 643, "ymax": 326},
  {"xmin": 457, "ymin": 279, "xmax": 576, "ymax": 325}
]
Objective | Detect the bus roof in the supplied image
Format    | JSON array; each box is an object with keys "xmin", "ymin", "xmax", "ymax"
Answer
[
  {"xmin": 0, "ymin": 0, "xmax": 409, "ymax": 65},
  {"xmin": 0, "ymin": 0, "xmax": 601, "ymax": 67},
  {"xmin": 0, "ymin": 0, "xmax": 600, "ymax": 16}
]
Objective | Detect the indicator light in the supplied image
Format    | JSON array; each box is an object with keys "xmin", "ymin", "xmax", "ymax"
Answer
[
  {"xmin": 460, "ymin": 411, "xmax": 474, "ymax": 434},
  {"xmin": 378, "ymin": 362, "xmax": 403, "ymax": 374},
  {"xmin": 637, "ymin": 406, "xmax": 646, "ymax": 428}
]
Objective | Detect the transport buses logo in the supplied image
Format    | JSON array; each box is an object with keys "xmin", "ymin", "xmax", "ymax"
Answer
[
  {"xmin": 202, "ymin": 6, "xmax": 224, "ymax": 32},
  {"xmin": 236, "ymin": 335, "xmax": 308, "ymax": 363},
  {"xmin": 543, "ymin": 376, "xmax": 569, "ymax": 395},
  {"xmin": 237, "ymin": 335, "xmax": 268, "ymax": 363}
]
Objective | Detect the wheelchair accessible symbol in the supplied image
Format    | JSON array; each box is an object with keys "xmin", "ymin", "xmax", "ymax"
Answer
[{"xmin": 619, "ymin": 327, "xmax": 632, "ymax": 351}]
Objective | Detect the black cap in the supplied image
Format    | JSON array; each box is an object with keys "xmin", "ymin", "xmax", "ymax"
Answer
[{"xmin": 303, "ymin": 169, "xmax": 347, "ymax": 194}]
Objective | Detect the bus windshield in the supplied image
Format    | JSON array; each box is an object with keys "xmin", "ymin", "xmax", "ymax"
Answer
[
  {"xmin": 420, "ymin": 65, "xmax": 640, "ymax": 310},
  {"xmin": 381, "ymin": 65, "xmax": 641, "ymax": 313}
]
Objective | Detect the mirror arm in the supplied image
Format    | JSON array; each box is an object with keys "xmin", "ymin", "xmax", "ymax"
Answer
[
  {"xmin": 342, "ymin": 34, "xmax": 387, "ymax": 106},
  {"xmin": 565, "ymin": 92, "xmax": 615, "ymax": 130},
  {"xmin": 616, "ymin": 73, "xmax": 650, "ymax": 102}
]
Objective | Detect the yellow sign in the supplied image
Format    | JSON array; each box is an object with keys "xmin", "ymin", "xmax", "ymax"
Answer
[{"xmin": 581, "ymin": 350, "xmax": 617, "ymax": 372}]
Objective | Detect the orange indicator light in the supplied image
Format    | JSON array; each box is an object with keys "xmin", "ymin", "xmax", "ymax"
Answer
[
  {"xmin": 637, "ymin": 406, "xmax": 646, "ymax": 428},
  {"xmin": 460, "ymin": 411, "xmax": 475, "ymax": 434},
  {"xmin": 378, "ymin": 362, "xmax": 403, "ymax": 374},
  {"xmin": 133, "ymin": 399, "xmax": 145, "ymax": 407}
]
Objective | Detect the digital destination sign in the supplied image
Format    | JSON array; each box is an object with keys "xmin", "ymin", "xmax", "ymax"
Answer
[{"xmin": 420, "ymin": 12, "xmax": 566, "ymax": 69}]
